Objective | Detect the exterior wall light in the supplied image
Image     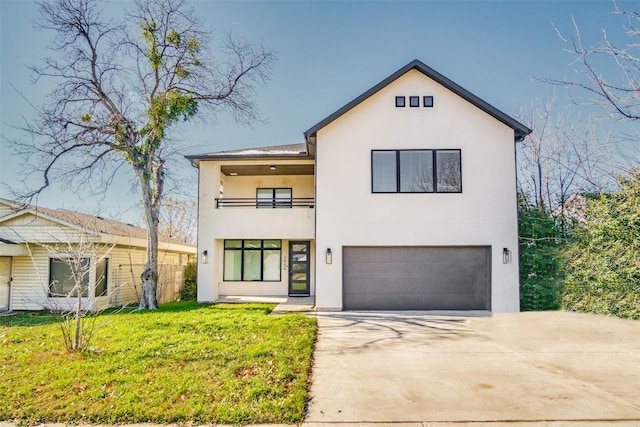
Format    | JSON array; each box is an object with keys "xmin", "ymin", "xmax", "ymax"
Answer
[
  {"xmin": 269, "ymin": 165, "xmax": 277, "ymax": 171},
  {"xmin": 502, "ymin": 248, "xmax": 512, "ymax": 264},
  {"xmin": 325, "ymin": 248, "xmax": 332, "ymax": 264},
  {"xmin": 201, "ymin": 250, "xmax": 209, "ymax": 264}
]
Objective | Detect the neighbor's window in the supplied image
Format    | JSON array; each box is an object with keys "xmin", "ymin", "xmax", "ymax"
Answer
[
  {"xmin": 94, "ymin": 258, "xmax": 109, "ymax": 297},
  {"xmin": 224, "ymin": 240, "xmax": 282, "ymax": 281},
  {"xmin": 372, "ymin": 149, "xmax": 461, "ymax": 193},
  {"xmin": 256, "ymin": 188, "xmax": 292, "ymax": 208},
  {"xmin": 49, "ymin": 258, "xmax": 90, "ymax": 297}
]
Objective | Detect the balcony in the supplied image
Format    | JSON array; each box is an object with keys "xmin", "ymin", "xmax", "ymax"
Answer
[
  {"xmin": 210, "ymin": 198, "xmax": 315, "ymax": 239},
  {"xmin": 216, "ymin": 198, "xmax": 315, "ymax": 209}
]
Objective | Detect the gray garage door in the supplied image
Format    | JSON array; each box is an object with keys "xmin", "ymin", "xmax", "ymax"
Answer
[{"xmin": 343, "ymin": 246, "xmax": 491, "ymax": 311}]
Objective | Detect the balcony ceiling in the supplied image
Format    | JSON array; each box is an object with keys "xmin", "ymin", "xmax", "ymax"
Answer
[{"xmin": 221, "ymin": 164, "xmax": 315, "ymax": 176}]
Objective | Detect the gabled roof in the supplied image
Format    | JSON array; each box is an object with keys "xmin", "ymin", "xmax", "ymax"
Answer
[
  {"xmin": 0, "ymin": 199, "xmax": 194, "ymax": 247},
  {"xmin": 186, "ymin": 142, "xmax": 313, "ymax": 166},
  {"xmin": 304, "ymin": 59, "xmax": 532, "ymax": 143}
]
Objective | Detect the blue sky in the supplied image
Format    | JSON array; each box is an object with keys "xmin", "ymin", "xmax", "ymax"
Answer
[{"xmin": 0, "ymin": 0, "xmax": 634, "ymax": 223}]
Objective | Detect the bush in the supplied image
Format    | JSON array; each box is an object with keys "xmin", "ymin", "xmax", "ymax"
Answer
[
  {"xmin": 562, "ymin": 172, "xmax": 640, "ymax": 319},
  {"xmin": 518, "ymin": 197, "xmax": 564, "ymax": 311},
  {"xmin": 180, "ymin": 262, "xmax": 197, "ymax": 301}
]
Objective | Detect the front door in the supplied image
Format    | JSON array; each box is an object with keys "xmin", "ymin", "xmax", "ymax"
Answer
[
  {"xmin": 289, "ymin": 241, "xmax": 310, "ymax": 296},
  {"xmin": 0, "ymin": 256, "xmax": 11, "ymax": 311}
]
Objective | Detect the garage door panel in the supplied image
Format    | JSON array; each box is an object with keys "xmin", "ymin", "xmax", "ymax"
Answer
[{"xmin": 343, "ymin": 246, "xmax": 490, "ymax": 311}]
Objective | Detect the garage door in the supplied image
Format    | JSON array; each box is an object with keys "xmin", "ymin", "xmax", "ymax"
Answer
[{"xmin": 343, "ymin": 246, "xmax": 491, "ymax": 311}]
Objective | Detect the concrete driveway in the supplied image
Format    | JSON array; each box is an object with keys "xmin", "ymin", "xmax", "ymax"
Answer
[{"xmin": 306, "ymin": 311, "xmax": 640, "ymax": 425}]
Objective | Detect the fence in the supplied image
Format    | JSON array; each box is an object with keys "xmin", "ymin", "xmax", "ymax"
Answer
[{"xmin": 114, "ymin": 264, "xmax": 185, "ymax": 307}]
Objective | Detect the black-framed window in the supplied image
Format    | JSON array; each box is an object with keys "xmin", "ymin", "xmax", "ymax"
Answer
[
  {"xmin": 256, "ymin": 188, "xmax": 292, "ymax": 208},
  {"xmin": 223, "ymin": 240, "xmax": 282, "ymax": 282},
  {"xmin": 371, "ymin": 149, "xmax": 461, "ymax": 193},
  {"xmin": 409, "ymin": 96, "xmax": 420, "ymax": 107},
  {"xmin": 423, "ymin": 96, "xmax": 434, "ymax": 107},
  {"xmin": 395, "ymin": 96, "xmax": 406, "ymax": 107}
]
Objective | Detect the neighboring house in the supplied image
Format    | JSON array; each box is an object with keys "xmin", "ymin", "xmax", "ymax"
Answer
[
  {"xmin": 0, "ymin": 199, "xmax": 196, "ymax": 312},
  {"xmin": 187, "ymin": 59, "xmax": 531, "ymax": 312}
]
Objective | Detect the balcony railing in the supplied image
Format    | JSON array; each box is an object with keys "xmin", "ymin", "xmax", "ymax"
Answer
[{"xmin": 216, "ymin": 198, "xmax": 315, "ymax": 209}]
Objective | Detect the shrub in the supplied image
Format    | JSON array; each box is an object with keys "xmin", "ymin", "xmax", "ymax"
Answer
[
  {"xmin": 518, "ymin": 197, "xmax": 564, "ymax": 311},
  {"xmin": 180, "ymin": 262, "xmax": 197, "ymax": 301},
  {"xmin": 562, "ymin": 172, "xmax": 640, "ymax": 319}
]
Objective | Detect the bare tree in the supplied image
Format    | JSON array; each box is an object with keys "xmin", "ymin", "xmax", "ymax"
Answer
[
  {"xmin": 542, "ymin": 4, "xmax": 640, "ymax": 128},
  {"xmin": 13, "ymin": 0, "xmax": 276, "ymax": 309},
  {"xmin": 517, "ymin": 97, "xmax": 614, "ymax": 216},
  {"xmin": 539, "ymin": 1, "xmax": 640, "ymax": 169},
  {"xmin": 21, "ymin": 231, "xmax": 115, "ymax": 352},
  {"xmin": 158, "ymin": 196, "xmax": 196, "ymax": 245},
  {"xmin": 48, "ymin": 237, "xmax": 113, "ymax": 351}
]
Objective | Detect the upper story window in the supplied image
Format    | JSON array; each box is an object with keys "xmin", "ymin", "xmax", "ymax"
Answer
[
  {"xmin": 371, "ymin": 149, "xmax": 461, "ymax": 193},
  {"xmin": 256, "ymin": 188, "xmax": 292, "ymax": 208}
]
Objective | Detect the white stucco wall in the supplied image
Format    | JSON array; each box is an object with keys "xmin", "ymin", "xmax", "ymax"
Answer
[{"xmin": 314, "ymin": 69, "xmax": 520, "ymax": 312}]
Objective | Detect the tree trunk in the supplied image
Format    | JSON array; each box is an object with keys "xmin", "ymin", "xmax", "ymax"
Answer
[
  {"xmin": 75, "ymin": 288, "xmax": 82, "ymax": 350},
  {"xmin": 136, "ymin": 163, "xmax": 160, "ymax": 310}
]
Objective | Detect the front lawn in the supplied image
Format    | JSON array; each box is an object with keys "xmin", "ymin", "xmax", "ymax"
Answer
[{"xmin": 0, "ymin": 302, "xmax": 317, "ymax": 424}]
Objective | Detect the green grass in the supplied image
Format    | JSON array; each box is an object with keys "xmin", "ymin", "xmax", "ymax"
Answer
[{"xmin": 0, "ymin": 301, "xmax": 317, "ymax": 424}]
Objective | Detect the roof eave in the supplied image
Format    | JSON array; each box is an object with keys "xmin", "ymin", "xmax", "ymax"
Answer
[
  {"xmin": 186, "ymin": 153, "xmax": 311, "ymax": 161},
  {"xmin": 304, "ymin": 59, "xmax": 532, "ymax": 143}
]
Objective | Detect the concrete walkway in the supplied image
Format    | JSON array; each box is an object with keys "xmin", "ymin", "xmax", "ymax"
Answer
[
  {"xmin": 216, "ymin": 295, "xmax": 316, "ymax": 314},
  {"xmin": 306, "ymin": 311, "xmax": 640, "ymax": 425}
]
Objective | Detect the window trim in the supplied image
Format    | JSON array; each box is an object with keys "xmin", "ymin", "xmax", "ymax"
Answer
[
  {"xmin": 223, "ymin": 239, "xmax": 282, "ymax": 282},
  {"xmin": 371, "ymin": 149, "xmax": 462, "ymax": 194}
]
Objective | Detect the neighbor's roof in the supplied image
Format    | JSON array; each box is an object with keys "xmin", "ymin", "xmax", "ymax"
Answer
[
  {"xmin": 304, "ymin": 59, "xmax": 532, "ymax": 142},
  {"xmin": 186, "ymin": 142, "xmax": 313, "ymax": 166},
  {"xmin": 0, "ymin": 198, "xmax": 195, "ymax": 248}
]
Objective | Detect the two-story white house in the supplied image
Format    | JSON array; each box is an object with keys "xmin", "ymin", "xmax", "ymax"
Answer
[{"xmin": 187, "ymin": 59, "xmax": 531, "ymax": 312}]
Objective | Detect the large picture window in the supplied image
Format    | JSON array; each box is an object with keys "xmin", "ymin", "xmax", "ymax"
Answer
[
  {"xmin": 49, "ymin": 257, "xmax": 109, "ymax": 297},
  {"xmin": 224, "ymin": 240, "xmax": 282, "ymax": 281},
  {"xmin": 372, "ymin": 149, "xmax": 461, "ymax": 193},
  {"xmin": 49, "ymin": 258, "xmax": 90, "ymax": 297}
]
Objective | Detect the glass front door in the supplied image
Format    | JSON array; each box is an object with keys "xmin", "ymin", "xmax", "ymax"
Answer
[{"xmin": 288, "ymin": 241, "xmax": 310, "ymax": 296}]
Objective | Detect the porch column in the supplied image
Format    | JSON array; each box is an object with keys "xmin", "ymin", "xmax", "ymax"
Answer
[{"xmin": 197, "ymin": 163, "xmax": 221, "ymax": 302}]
